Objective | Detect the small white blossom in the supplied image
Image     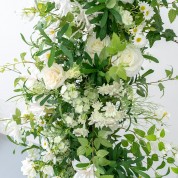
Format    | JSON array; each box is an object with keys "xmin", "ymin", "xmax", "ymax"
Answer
[
  {"xmin": 42, "ymin": 150, "xmax": 56, "ymax": 163},
  {"xmin": 42, "ymin": 165, "xmax": 54, "ymax": 177},
  {"xmin": 41, "ymin": 138, "xmax": 49, "ymax": 150},
  {"xmin": 102, "ymin": 102, "xmax": 118, "ymax": 117},
  {"xmin": 72, "ymin": 156, "xmax": 96, "ymax": 178},
  {"xmin": 21, "ymin": 158, "xmax": 37, "ymax": 178},
  {"xmin": 133, "ymin": 34, "xmax": 147, "ymax": 48},
  {"xmin": 73, "ymin": 127, "xmax": 89, "ymax": 137}
]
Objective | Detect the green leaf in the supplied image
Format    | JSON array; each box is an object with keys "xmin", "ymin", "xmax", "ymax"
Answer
[
  {"xmin": 36, "ymin": 22, "xmax": 52, "ymax": 42},
  {"xmin": 171, "ymin": 167, "xmax": 178, "ymax": 174},
  {"xmin": 158, "ymin": 142, "xmax": 165, "ymax": 151},
  {"xmin": 158, "ymin": 83, "xmax": 165, "ymax": 96},
  {"xmin": 121, "ymin": 140, "xmax": 129, "ymax": 147},
  {"xmin": 86, "ymin": 4, "xmax": 105, "ymax": 14},
  {"xmin": 78, "ymin": 138, "xmax": 89, "ymax": 146},
  {"xmin": 146, "ymin": 135, "xmax": 157, "ymax": 141},
  {"xmin": 168, "ymin": 9, "xmax": 177, "ymax": 23},
  {"xmin": 77, "ymin": 146, "xmax": 86, "ymax": 155},
  {"xmin": 100, "ymin": 176, "xmax": 114, "ymax": 178},
  {"xmin": 167, "ymin": 157, "xmax": 175, "ymax": 164},
  {"xmin": 160, "ymin": 129, "xmax": 165, "ymax": 138},
  {"xmin": 110, "ymin": 9, "xmax": 122, "ymax": 24},
  {"xmin": 134, "ymin": 128, "xmax": 146, "ymax": 138},
  {"xmin": 147, "ymin": 125, "xmax": 156, "ymax": 135},
  {"xmin": 20, "ymin": 33, "xmax": 31, "ymax": 45},
  {"xmin": 147, "ymin": 31, "xmax": 161, "ymax": 47},
  {"xmin": 48, "ymin": 45, "xmax": 56, "ymax": 67},
  {"xmin": 107, "ymin": 33, "xmax": 126, "ymax": 55},
  {"xmin": 97, "ymin": 150, "xmax": 109, "ymax": 157},
  {"xmin": 143, "ymin": 55, "xmax": 159, "ymax": 63},
  {"xmin": 76, "ymin": 163, "xmax": 90, "ymax": 168},
  {"xmin": 142, "ymin": 69, "xmax": 154, "ymax": 78},
  {"xmin": 152, "ymin": 154, "xmax": 159, "ymax": 161},
  {"xmin": 162, "ymin": 29, "xmax": 177, "ymax": 41},
  {"xmin": 40, "ymin": 95, "xmax": 51, "ymax": 105},
  {"xmin": 100, "ymin": 10, "xmax": 108, "ymax": 28},
  {"xmin": 124, "ymin": 134, "xmax": 135, "ymax": 142},
  {"xmin": 99, "ymin": 157, "xmax": 111, "ymax": 166},
  {"xmin": 61, "ymin": 44, "xmax": 73, "ymax": 66},
  {"xmin": 57, "ymin": 23, "xmax": 69, "ymax": 39},
  {"xmin": 131, "ymin": 168, "xmax": 150, "ymax": 178},
  {"xmin": 108, "ymin": 66, "xmax": 127, "ymax": 81},
  {"xmin": 94, "ymin": 138, "xmax": 101, "ymax": 150},
  {"xmin": 100, "ymin": 138, "xmax": 112, "ymax": 148},
  {"xmin": 106, "ymin": 0, "xmax": 116, "ymax": 9},
  {"xmin": 156, "ymin": 161, "xmax": 166, "ymax": 170}
]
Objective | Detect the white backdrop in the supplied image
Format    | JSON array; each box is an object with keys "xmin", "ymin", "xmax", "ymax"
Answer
[{"xmin": 0, "ymin": 1, "xmax": 178, "ymax": 178}]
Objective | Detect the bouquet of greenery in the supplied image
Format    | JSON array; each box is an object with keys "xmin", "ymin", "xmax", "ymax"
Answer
[{"xmin": 1, "ymin": 0, "xmax": 178, "ymax": 177}]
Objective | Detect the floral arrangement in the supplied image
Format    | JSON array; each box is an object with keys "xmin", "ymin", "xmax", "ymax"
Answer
[{"xmin": 1, "ymin": 0, "xmax": 178, "ymax": 177}]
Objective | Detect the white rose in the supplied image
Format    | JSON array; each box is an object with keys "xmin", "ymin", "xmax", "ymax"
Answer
[
  {"xmin": 85, "ymin": 33, "xmax": 110, "ymax": 58},
  {"xmin": 42, "ymin": 63, "xmax": 65, "ymax": 90},
  {"xmin": 121, "ymin": 10, "xmax": 133, "ymax": 26},
  {"xmin": 111, "ymin": 45, "xmax": 144, "ymax": 77}
]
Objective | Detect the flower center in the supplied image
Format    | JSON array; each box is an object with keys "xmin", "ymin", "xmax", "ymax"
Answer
[
  {"xmin": 136, "ymin": 37, "xmax": 142, "ymax": 43},
  {"xmin": 140, "ymin": 6, "xmax": 146, "ymax": 11}
]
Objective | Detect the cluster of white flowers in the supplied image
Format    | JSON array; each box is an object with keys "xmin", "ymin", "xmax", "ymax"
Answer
[
  {"xmin": 89, "ymin": 101, "xmax": 125, "ymax": 130},
  {"xmin": 98, "ymin": 81, "xmax": 124, "ymax": 97},
  {"xmin": 139, "ymin": 2, "xmax": 155, "ymax": 21}
]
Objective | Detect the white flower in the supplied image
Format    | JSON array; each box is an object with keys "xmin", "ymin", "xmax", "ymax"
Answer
[
  {"xmin": 41, "ymin": 138, "xmax": 49, "ymax": 150},
  {"xmin": 66, "ymin": 64, "xmax": 81, "ymax": 79},
  {"xmin": 120, "ymin": 0, "xmax": 134, "ymax": 4},
  {"xmin": 72, "ymin": 156, "xmax": 96, "ymax": 178},
  {"xmin": 73, "ymin": 127, "xmax": 89, "ymax": 137},
  {"xmin": 139, "ymin": 2, "xmax": 154, "ymax": 20},
  {"xmin": 85, "ymin": 33, "xmax": 110, "ymax": 58},
  {"xmin": 111, "ymin": 45, "xmax": 144, "ymax": 77},
  {"xmin": 121, "ymin": 10, "xmax": 133, "ymax": 26},
  {"xmin": 102, "ymin": 102, "xmax": 117, "ymax": 117},
  {"xmin": 165, "ymin": 143, "xmax": 172, "ymax": 152},
  {"xmin": 133, "ymin": 34, "xmax": 147, "ymax": 48},
  {"xmin": 21, "ymin": 7, "xmax": 36, "ymax": 22},
  {"xmin": 154, "ymin": 108, "xmax": 170, "ymax": 120},
  {"xmin": 45, "ymin": 22, "xmax": 59, "ymax": 42},
  {"xmin": 139, "ymin": 2, "xmax": 150, "ymax": 12},
  {"xmin": 42, "ymin": 165, "xmax": 54, "ymax": 176},
  {"xmin": 144, "ymin": 6, "xmax": 154, "ymax": 20},
  {"xmin": 89, "ymin": 111, "xmax": 105, "ymax": 128},
  {"xmin": 42, "ymin": 63, "xmax": 66, "ymax": 90},
  {"xmin": 64, "ymin": 115, "xmax": 77, "ymax": 127},
  {"xmin": 21, "ymin": 158, "xmax": 37, "ymax": 178},
  {"xmin": 5, "ymin": 120, "xmax": 21, "ymax": 143},
  {"xmin": 42, "ymin": 150, "xmax": 56, "ymax": 163},
  {"xmin": 98, "ymin": 81, "xmax": 123, "ymax": 97},
  {"xmin": 56, "ymin": 0, "xmax": 72, "ymax": 17},
  {"xmin": 92, "ymin": 101, "xmax": 103, "ymax": 111},
  {"xmin": 130, "ymin": 23, "xmax": 146, "ymax": 35},
  {"xmin": 28, "ymin": 102, "xmax": 45, "ymax": 117},
  {"xmin": 54, "ymin": 136, "xmax": 62, "ymax": 143}
]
